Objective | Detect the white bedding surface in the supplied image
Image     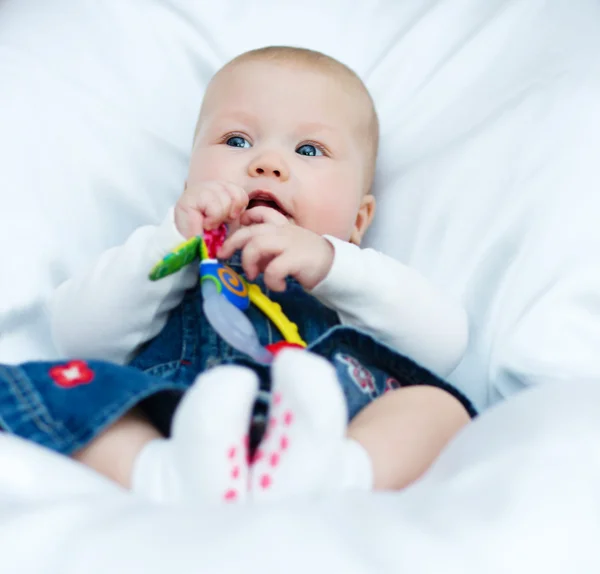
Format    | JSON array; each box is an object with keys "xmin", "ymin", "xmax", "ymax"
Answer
[{"xmin": 2, "ymin": 380, "xmax": 599, "ymax": 573}]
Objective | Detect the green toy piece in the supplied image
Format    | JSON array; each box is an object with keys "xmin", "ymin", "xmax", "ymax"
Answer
[{"xmin": 149, "ymin": 235, "xmax": 207, "ymax": 281}]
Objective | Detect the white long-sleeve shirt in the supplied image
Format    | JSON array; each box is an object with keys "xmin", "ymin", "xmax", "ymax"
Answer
[{"xmin": 51, "ymin": 211, "xmax": 468, "ymax": 378}]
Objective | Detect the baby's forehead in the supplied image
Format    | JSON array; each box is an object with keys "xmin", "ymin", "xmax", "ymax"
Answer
[{"xmin": 203, "ymin": 59, "xmax": 374, "ymax": 132}]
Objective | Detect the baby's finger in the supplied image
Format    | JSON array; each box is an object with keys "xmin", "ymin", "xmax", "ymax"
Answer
[
  {"xmin": 263, "ymin": 250, "xmax": 298, "ymax": 292},
  {"xmin": 240, "ymin": 206, "xmax": 289, "ymax": 227},
  {"xmin": 221, "ymin": 182, "xmax": 249, "ymax": 219},
  {"xmin": 218, "ymin": 224, "xmax": 276, "ymax": 259},
  {"xmin": 175, "ymin": 204, "xmax": 205, "ymax": 238},
  {"xmin": 241, "ymin": 234, "xmax": 286, "ymax": 281},
  {"xmin": 201, "ymin": 192, "xmax": 231, "ymax": 229}
]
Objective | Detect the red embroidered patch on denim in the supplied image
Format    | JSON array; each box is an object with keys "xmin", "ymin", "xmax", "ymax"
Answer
[
  {"xmin": 49, "ymin": 361, "xmax": 95, "ymax": 388},
  {"xmin": 336, "ymin": 354, "xmax": 376, "ymax": 395}
]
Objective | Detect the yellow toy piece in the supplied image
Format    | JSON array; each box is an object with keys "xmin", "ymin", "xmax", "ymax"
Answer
[{"xmin": 247, "ymin": 283, "xmax": 307, "ymax": 347}]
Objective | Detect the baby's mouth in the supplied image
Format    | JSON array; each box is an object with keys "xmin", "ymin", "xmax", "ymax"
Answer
[{"xmin": 246, "ymin": 193, "xmax": 289, "ymax": 218}]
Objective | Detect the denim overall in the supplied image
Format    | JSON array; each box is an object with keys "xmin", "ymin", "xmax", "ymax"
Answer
[{"xmin": 0, "ymin": 254, "xmax": 475, "ymax": 455}]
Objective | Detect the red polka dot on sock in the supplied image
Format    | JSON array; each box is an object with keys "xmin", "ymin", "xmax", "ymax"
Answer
[
  {"xmin": 283, "ymin": 410, "xmax": 294, "ymax": 426},
  {"xmin": 260, "ymin": 474, "xmax": 272, "ymax": 489},
  {"xmin": 228, "ymin": 446, "xmax": 237, "ymax": 459},
  {"xmin": 270, "ymin": 452, "xmax": 280, "ymax": 467},
  {"xmin": 231, "ymin": 466, "xmax": 240, "ymax": 479},
  {"xmin": 280, "ymin": 435, "xmax": 289, "ymax": 450},
  {"xmin": 223, "ymin": 489, "xmax": 238, "ymax": 501},
  {"xmin": 273, "ymin": 393, "xmax": 282, "ymax": 406}
]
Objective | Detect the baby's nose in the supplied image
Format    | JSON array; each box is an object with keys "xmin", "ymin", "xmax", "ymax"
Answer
[{"xmin": 248, "ymin": 152, "xmax": 290, "ymax": 180}]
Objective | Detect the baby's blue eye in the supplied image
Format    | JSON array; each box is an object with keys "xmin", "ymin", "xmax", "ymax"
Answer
[
  {"xmin": 296, "ymin": 144, "xmax": 323, "ymax": 157},
  {"xmin": 226, "ymin": 136, "xmax": 251, "ymax": 148}
]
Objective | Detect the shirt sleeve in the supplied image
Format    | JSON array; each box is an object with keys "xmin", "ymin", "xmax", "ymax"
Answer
[
  {"xmin": 309, "ymin": 236, "xmax": 469, "ymax": 378},
  {"xmin": 50, "ymin": 209, "xmax": 198, "ymax": 365}
]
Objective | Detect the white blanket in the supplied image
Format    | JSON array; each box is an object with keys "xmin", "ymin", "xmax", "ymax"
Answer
[{"xmin": 2, "ymin": 380, "xmax": 599, "ymax": 573}]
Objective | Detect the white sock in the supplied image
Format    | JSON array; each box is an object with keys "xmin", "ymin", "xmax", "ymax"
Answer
[
  {"xmin": 249, "ymin": 350, "xmax": 373, "ymax": 501},
  {"xmin": 338, "ymin": 438, "xmax": 373, "ymax": 490},
  {"xmin": 131, "ymin": 438, "xmax": 180, "ymax": 503},
  {"xmin": 132, "ymin": 365, "xmax": 259, "ymax": 504}
]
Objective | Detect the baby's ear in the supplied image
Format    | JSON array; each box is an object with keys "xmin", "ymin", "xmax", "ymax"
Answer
[{"xmin": 350, "ymin": 194, "xmax": 376, "ymax": 245}]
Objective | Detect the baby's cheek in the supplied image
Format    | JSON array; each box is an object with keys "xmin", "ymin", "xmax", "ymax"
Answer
[
  {"xmin": 188, "ymin": 158, "xmax": 218, "ymax": 183},
  {"xmin": 187, "ymin": 146, "xmax": 231, "ymax": 184},
  {"xmin": 309, "ymin": 196, "xmax": 359, "ymax": 240}
]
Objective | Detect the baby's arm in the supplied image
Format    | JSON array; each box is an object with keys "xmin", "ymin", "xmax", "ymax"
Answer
[
  {"xmin": 219, "ymin": 225, "xmax": 468, "ymax": 377},
  {"xmin": 310, "ymin": 237, "xmax": 471, "ymax": 489},
  {"xmin": 311, "ymin": 236, "xmax": 468, "ymax": 378},
  {"xmin": 50, "ymin": 210, "xmax": 197, "ymax": 364}
]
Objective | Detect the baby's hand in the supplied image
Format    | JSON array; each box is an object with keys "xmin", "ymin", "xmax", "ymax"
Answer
[
  {"xmin": 218, "ymin": 225, "xmax": 334, "ymax": 291},
  {"xmin": 174, "ymin": 181, "xmax": 248, "ymax": 238}
]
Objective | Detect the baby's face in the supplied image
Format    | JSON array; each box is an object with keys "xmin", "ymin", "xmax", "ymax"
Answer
[{"xmin": 189, "ymin": 60, "xmax": 374, "ymax": 242}]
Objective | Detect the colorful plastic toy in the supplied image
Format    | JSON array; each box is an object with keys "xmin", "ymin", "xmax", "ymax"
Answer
[{"xmin": 149, "ymin": 225, "xmax": 306, "ymax": 364}]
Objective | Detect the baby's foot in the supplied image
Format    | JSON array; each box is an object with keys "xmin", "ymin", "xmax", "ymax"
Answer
[
  {"xmin": 133, "ymin": 365, "xmax": 259, "ymax": 504},
  {"xmin": 172, "ymin": 365, "xmax": 259, "ymax": 503},
  {"xmin": 249, "ymin": 350, "xmax": 372, "ymax": 502}
]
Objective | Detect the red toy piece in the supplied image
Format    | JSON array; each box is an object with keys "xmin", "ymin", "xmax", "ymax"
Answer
[
  {"xmin": 265, "ymin": 341, "xmax": 305, "ymax": 356},
  {"xmin": 204, "ymin": 224, "xmax": 228, "ymax": 259}
]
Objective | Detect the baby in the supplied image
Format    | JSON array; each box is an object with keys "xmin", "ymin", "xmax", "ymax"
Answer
[{"xmin": 45, "ymin": 46, "xmax": 473, "ymax": 503}]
